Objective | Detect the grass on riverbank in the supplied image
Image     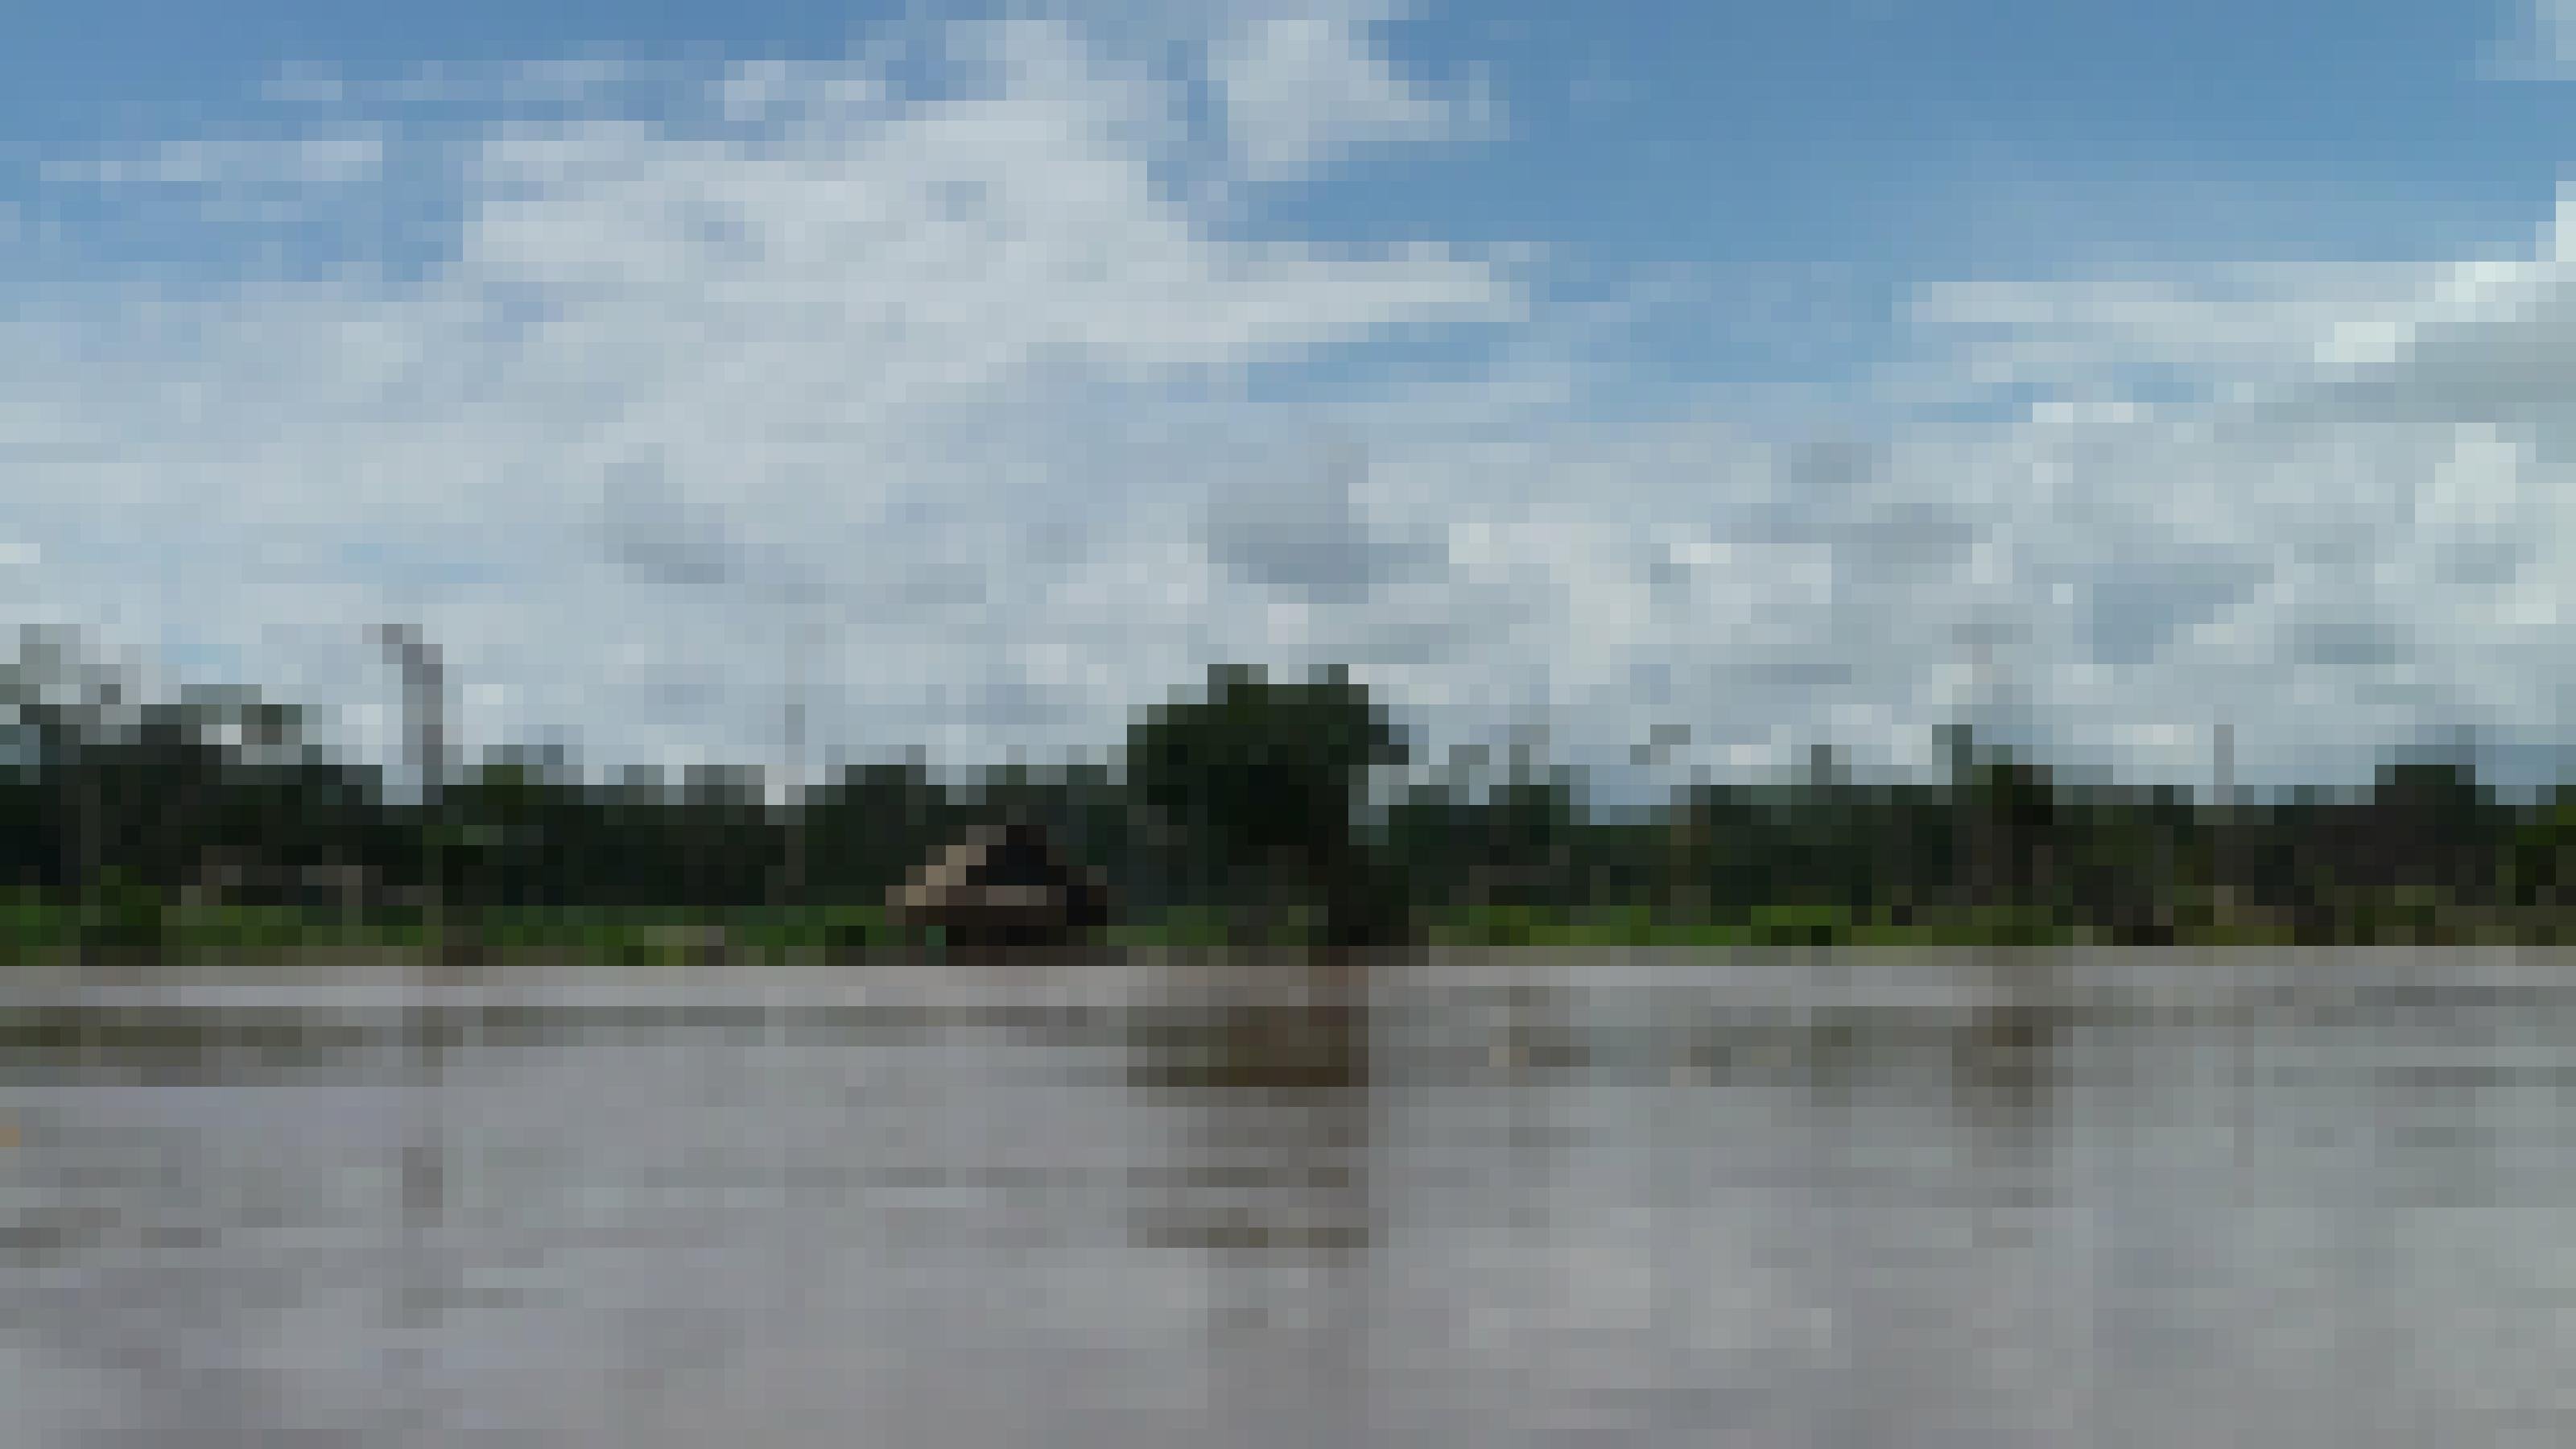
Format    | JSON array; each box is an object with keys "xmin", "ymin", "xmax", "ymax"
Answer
[
  {"xmin": 2, "ymin": 887, "xmax": 2570, "ymax": 965},
  {"xmin": 0, "ymin": 894, "xmax": 910, "ymax": 967}
]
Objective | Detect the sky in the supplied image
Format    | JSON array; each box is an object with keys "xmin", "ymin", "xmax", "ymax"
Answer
[{"xmin": 6, "ymin": 0, "xmax": 2576, "ymax": 804}]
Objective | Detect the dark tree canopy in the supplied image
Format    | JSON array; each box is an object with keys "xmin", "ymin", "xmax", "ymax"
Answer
[
  {"xmin": 2, "ymin": 625, "xmax": 2571, "ymax": 956},
  {"xmin": 1124, "ymin": 663, "xmax": 1412, "ymax": 951},
  {"xmin": 1125, "ymin": 664, "xmax": 1405, "ymax": 873}
]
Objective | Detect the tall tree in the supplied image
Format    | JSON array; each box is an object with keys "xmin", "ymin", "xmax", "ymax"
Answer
[{"xmin": 1124, "ymin": 663, "xmax": 1412, "ymax": 955}]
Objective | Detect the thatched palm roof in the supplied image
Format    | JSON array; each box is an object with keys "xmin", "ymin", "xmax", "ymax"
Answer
[{"xmin": 889, "ymin": 819, "xmax": 1113, "ymax": 945}]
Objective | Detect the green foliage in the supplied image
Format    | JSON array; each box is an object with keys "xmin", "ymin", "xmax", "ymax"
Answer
[
  {"xmin": 1128, "ymin": 665, "xmax": 1401, "ymax": 861},
  {"xmin": 78, "ymin": 869, "xmax": 169, "ymax": 965},
  {"xmin": 10, "ymin": 630, "xmax": 2576, "ymax": 959},
  {"xmin": 1125, "ymin": 663, "xmax": 1411, "ymax": 952},
  {"xmin": 0, "ymin": 890, "xmax": 77, "ymax": 964}
]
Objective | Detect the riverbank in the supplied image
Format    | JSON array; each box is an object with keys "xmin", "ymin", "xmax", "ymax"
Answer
[{"xmin": 4, "ymin": 891, "xmax": 2573, "ymax": 966}]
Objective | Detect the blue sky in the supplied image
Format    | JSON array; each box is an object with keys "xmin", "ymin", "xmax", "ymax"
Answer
[
  {"xmin": 9, "ymin": 2, "xmax": 2569, "ymax": 267},
  {"xmin": 6, "ymin": 0, "xmax": 2576, "ymax": 802}
]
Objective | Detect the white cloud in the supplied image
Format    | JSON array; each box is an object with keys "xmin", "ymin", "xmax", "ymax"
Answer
[
  {"xmin": 2495, "ymin": 1, "xmax": 2576, "ymax": 78},
  {"xmin": 13, "ymin": 7, "xmax": 2576, "ymax": 807},
  {"xmin": 43, "ymin": 126, "xmax": 385, "ymax": 194},
  {"xmin": 1215, "ymin": 0, "xmax": 1463, "ymax": 183},
  {"xmin": 1901, "ymin": 263, "xmax": 2425, "ymax": 415},
  {"xmin": 1843, "ymin": 186, "xmax": 2576, "ymax": 794},
  {"xmin": 0, "ymin": 10, "xmax": 1523, "ymax": 796},
  {"xmin": 261, "ymin": 60, "xmax": 347, "ymax": 109}
]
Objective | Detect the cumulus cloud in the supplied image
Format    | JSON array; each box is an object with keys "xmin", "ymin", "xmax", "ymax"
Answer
[
  {"xmin": 0, "ymin": 9, "xmax": 1523, "ymax": 795},
  {"xmin": 1200, "ymin": 435, "xmax": 1446, "ymax": 606},
  {"xmin": 9, "ymin": 5, "xmax": 2576, "ymax": 807},
  {"xmin": 1843, "ymin": 188, "xmax": 2576, "ymax": 795}
]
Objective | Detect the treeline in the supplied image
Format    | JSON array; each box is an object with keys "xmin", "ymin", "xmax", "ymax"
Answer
[{"xmin": 4, "ymin": 647, "xmax": 2574, "ymax": 954}]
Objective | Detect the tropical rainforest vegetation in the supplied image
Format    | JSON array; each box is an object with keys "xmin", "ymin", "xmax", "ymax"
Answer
[{"xmin": 1, "ymin": 634, "xmax": 2566, "ymax": 964}]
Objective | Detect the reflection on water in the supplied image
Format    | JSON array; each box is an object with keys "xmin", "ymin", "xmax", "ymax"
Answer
[{"xmin": 4, "ymin": 953, "xmax": 2576, "ymax": 1446}]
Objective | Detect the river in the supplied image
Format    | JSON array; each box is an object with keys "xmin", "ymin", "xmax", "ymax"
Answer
[{"xmin": 2, "ymin": 951, "xmax": 2571, "ymax": 1447}]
